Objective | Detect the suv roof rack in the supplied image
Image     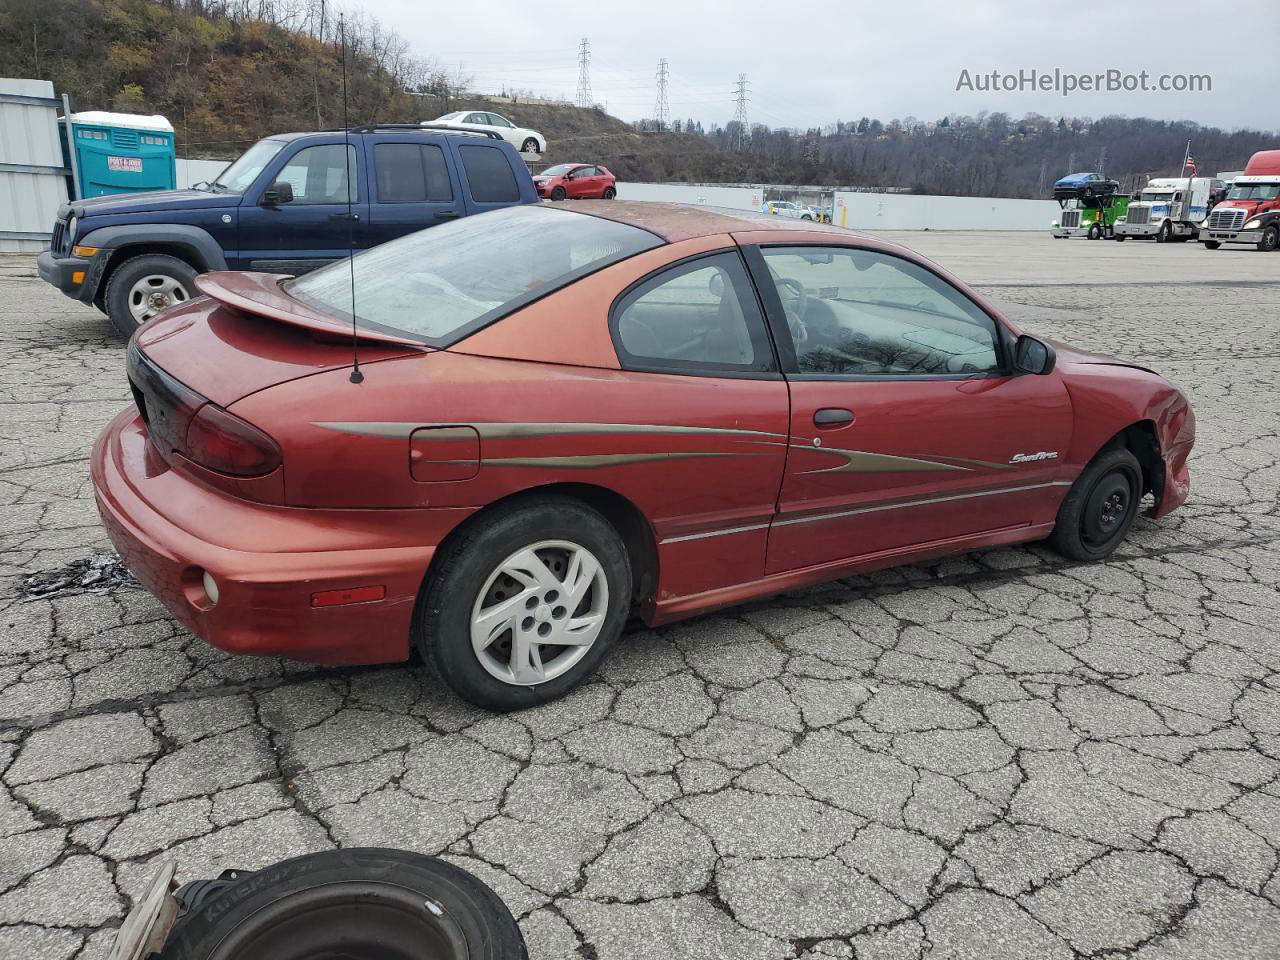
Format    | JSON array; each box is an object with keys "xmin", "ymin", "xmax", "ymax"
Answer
[{"xmin": 347, "ymin": 123, "xmax": 504, "ymax": 140}]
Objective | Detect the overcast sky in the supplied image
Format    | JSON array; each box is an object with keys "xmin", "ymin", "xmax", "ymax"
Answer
[{"xmin": 357, "ymin": 0, "xmax": 1277, "ymax": 132}]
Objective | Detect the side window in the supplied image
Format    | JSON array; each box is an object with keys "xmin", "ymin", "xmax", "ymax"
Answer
[
  {"xmin": 275, "ymin": 144, "xmax": 357, "ymax": 205},
  {"xmin": 487, "ymin": 114, "xmax": 514, "ymax": 128},
  {"xmin": 611, "ymin": 252, "xmax": 773, "ymax": 374},
  {"xmin": 465, "ymin": 113, "xmax": 488, "ymax": 125},
  {"xmin": 459, "ymin": 146, "xmax": 519, "ymax": 203},
  {"xmin": 374, "ymin": 143, "xmax": 453, "ymax": 202},
  {"xmin": 760, "ymin": 246, "xmax": 1002, "ymax": 377},
  {"xmin": 577, "ymin": 166, "xmax": 597, "ymax": 177}
]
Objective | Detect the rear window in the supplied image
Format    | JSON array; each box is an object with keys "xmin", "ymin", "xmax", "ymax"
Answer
[
  {"xmin": 285, "ymin": 205, "xmax": 662, "ymax": 346},
  {"xmin": 460, "ymin": 145, "xmax": 520, "ymax": 202},
  {"xmin": 374, "ymin": 143, "xmax": 452, "ymax": 202}
]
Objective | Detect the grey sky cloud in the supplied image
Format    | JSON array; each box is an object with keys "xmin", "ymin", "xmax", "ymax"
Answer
[{"xmin": 357, "ymin": 0, "xmax": 1276, "ymax": 132}]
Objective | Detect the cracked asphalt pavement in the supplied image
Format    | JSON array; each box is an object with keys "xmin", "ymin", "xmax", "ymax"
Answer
[{"xmin": 2, "ymin": 234, "xmax": 1279, "ymax": 959}]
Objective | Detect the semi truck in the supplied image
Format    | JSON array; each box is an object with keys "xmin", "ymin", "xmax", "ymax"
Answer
[
  {"xmin": 1114, "ymin": 177, "xmax": 1222, "ymax": 242},
  {"xmin": 1199, "ymin": 150, "xmax": 1280, "ymax": 251},
  {"xmin": 1050, "ymin": 172, "xmax": 1127, "ymax": 239}
]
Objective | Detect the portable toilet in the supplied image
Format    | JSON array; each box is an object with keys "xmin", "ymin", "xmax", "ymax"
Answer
[{"xmin": 62, "ymin": 111, "xmax": 176, "ymax": 198}]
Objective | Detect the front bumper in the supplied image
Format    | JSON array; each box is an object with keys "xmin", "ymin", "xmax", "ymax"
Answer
[
  {"xmin": 1114, "ymin": 222, "xmax": 1160, "ymax": 238},
  {"xmin": 1202, "ymin": 228, "xmax": 1262, "ymax": 245},
  {"xmin": 37, "ymin": 249, "xmax": 102, "ymax": 303},
  {"xmin": 1052, "ymin": 226, "xmax": 1090, "ymax": 237},
  {"xmin": 92, "ymin": 409, "xmax": 470, "ymax": 666}
]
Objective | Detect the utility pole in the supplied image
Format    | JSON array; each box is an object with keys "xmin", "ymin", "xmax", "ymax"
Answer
[
  {"xmin": 575, "ymin": 38, "xmax": 592, "ymax": 108},
  {"xmin": 1066, "ymin": 150, "xmax": 1076, "ymax": 174},
  {"xmin": 1097, "ymin": 145, "xmax": 1107, "ymax": 176},
  {"xmin": 732, "ymin": 74, "xmax": 750, "ymax": 150},
  {"xmin": 654, "ymin": 58, "xmax": 670, "ymax": 131},
  {"xmin": 1037, "ymin": 157, "xmax": 1048, "ymax": 195}
]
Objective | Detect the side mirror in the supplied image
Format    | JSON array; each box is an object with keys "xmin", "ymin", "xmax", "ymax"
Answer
[
  {"xmin": 1013, "ymin": 335, "xmax": 1056, "ymax": 375},
  {"xmin": 261, "ymin": 181, "xmax": 294, "ymax": 206}
]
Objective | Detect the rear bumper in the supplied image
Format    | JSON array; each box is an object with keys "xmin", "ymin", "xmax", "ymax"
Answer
[{"xmin": 92, "ymin": 409, "xmax": 471, "ymax": 665}]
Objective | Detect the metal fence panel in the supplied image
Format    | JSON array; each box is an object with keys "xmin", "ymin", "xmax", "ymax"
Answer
[{"xmin": 0, "ymin": 78, "xmax": 69, "ymax": 252}]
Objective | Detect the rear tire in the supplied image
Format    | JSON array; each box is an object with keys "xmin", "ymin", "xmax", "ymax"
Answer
[
  {"xmin": 602, "ymin": 186, "xmax": 616, "ymax": 199},
  {"xmin": 104, "ymin": 253, "xmax": 197, "ymax": 339},
  {"xmin": 156, "ymin": 849, "xmax": 526, "ymax": 960},
  {"xmin": 550, "ymin": 186, "xmax": 566, "ymax": 201},
  {"xmin": 1049, "ymin": 448, "xmax": 1143, "ymax": 562},
  {"xmin": 1258, "ymin": 225, "xmax": 1279, "ymax": 252},
  {"xmin": 416, "ymin": 496, "xmax": 631, "ymax": 711},
  {"xmin": 520, "ymin": 138, "xmax": 539, "ymax": 154}
]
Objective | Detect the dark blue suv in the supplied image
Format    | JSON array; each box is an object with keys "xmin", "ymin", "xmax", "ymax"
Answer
[{"xmin": 38, "ymin": 125, "xmax": 540, "ymax": 336}]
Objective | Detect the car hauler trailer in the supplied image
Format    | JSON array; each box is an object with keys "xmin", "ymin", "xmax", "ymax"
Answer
[
  {"xmin": 1200, "ymin": 151, "xmax": 1280, "ymax": 251},
  {"xmin": 1114, "ymin": 177, "xmax": 1221, "ymax": 242},
  {"xmin": 1052, "ymin": 194, "xmax": 1129, "ymax": 239}
]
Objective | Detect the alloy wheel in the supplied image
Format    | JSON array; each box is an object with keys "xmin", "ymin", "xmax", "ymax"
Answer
[
  {"xmin": 128, "ymin": 274, "xmax": 190, "ymax": 325},
  {"xmin": 469, "ymin": 540, "xmax": 608, "ymax": 686}
]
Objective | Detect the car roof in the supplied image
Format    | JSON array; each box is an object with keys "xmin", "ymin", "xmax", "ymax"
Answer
[{"xmin": 564, "ymin": 201, "xmax": 863, "ymax": 243}]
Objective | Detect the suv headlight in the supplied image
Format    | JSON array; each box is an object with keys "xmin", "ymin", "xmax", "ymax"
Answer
[
  {"xmin": 66, "ymin": 215, "xmax": 78, "ymax": 246},
  {"xmin": 1245, "ymin": 218, "xmax": 1263, "ymax": 229}
]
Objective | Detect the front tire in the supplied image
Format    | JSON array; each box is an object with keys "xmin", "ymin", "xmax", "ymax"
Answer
[
  {"xmin": 1049, "ymin": 448, "xmax": 1143, "ymax": 562},
  {"xmin": 1156, "ymin": 221, "xmax": 1172, "ymax": 243},
  {"xmin": 1087, "ymin": 223, "xmax": 1102, "ymax": 240},
  {"xmin": 1204, "ymin": 240, "xmax": 1221, "ymax": 250},
  {"xmin": 550, "ymin": 186, "xmax": 566, "ymax": 201},
  {"xmin": 1258, "ymin": 225, "xmax": 1279, "ymax": 252},
  {"xmin": 104, "ymin": 253, "xmax": 197, "ymax": 338},
  {"xmin": 156, "ymin": 849, "xmax": 526, "ymax": 960},
  {"xmin": 416, "ymin": 496, "xmax": 631, "ymax": 711}
]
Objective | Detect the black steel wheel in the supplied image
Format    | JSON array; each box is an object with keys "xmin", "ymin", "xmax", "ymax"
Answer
[
  {"xmin": 1049, "ymin": 448, "xmax": 1143, "ymax": 562},
  {"xmin": 156, "ymin": 849, "xmax": 526, "ymax": 960}
]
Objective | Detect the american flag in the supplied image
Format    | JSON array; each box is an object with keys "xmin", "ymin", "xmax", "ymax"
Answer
[{"xmin": 1185, "ymin": 153, "xmax": 1198, "ymax": 175}]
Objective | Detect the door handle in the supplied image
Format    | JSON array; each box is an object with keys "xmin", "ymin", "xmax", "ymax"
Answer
[
  {"xmin": 813, "ymin": 407, "xmax": 855, "ymax": 427},
  {"xmin": 434, "ymin": 211, "xmax": 461, "ymax": 221},
  {"xmin": 328, "ymin": 212, "xmax": 360, "ymax": 221}
]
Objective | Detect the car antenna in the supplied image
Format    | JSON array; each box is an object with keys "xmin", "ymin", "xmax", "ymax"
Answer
[{"xmin": 339, "ymin": 13, "xmax": 363, "ymax": 384}]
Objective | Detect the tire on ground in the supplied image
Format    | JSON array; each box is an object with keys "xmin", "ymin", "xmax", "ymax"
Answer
[
  {"xmin": 415, "ymin": 495, "xmax": 631, "ymax": 711},
  {"xmin": 103, "ymin": 253, "xmax": 198, "ymax": 339},
  {"xmin": 156, "ymin": 848, "xmax": 526, "ymax": 960},
  {"xmin": 1048, "ymin": 447, "xmax": 1143, "ymax": 562}
]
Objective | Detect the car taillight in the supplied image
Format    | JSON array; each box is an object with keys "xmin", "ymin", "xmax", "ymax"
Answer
[{"xmin": 185, "ymin": 404, "xmax": 282, "ymax": 476}]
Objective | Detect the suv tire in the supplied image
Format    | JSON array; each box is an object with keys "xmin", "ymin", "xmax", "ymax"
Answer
[{"xmin": 104, "ymin": 253, "xmax": 197, "ymax": 338}]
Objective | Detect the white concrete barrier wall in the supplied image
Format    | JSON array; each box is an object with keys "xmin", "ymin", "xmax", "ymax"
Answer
[
  {"xmin": 834, "ymin": 191, "xmax": 1059, "ymax": 231},
  {"xmin": 176, "ymin": 157, "xmax": 229, "ymax": 189},
  {"xmin": 616, "ymin": 182, "xmax": 762, "ymax": 211},
  {"xmin": 615, "ymin": 181, "xmax": 1060, "ymax": 231}
]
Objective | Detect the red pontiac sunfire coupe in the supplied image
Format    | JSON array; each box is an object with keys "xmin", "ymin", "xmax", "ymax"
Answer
[{"xmin": 93, "ymin": 203, "xmax": 1194, "ymax": 710}]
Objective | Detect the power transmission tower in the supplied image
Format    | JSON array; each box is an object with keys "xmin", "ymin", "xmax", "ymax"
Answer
[
  {"xmin": 575, "ymin": 38, "xmax": 592, "ymax": 108},
  {"xmin": 732, "ymin": 74, "xmax": 750, "ymax": 150},
  {"xmin": 654, "ymin": 59, "xmax": 670, "ymax": 131}
]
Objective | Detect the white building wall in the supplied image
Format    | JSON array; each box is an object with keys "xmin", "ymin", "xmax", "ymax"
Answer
[
  {"xmin": 176, "ymin": 157, "xmax": 229, "ymax": 189},
  {"xmin": 833, "ymin": 191, "xmax": 1059, "ymax": 231},
  {"xmin": 0, "ymin": 78, "xmax": 69, "ymax": 252}
]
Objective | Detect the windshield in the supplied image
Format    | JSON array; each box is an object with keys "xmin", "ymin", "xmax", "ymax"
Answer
[
  {"xmin": 1227, "ymin": 183, "xmax": 1280, "ymax": 201},
  {"xmin": 213, "ymin": 139, "xmax": 286, "ymax": 192},
  {"xmin": 1139, "ymin": 191, "xmax": 1175, "ymax": 202},
  {"xmin": 286, "ymin": 205, "xmax": 662, "ymax": 345},
  {"xmin": 539, "ymin": 164, "xmax": 574, "ymax": 177}
]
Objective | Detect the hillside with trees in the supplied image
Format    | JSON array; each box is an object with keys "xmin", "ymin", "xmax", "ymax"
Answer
[{"xmin": 2, "ymin": 0, "xmax": 1274, "ymax": 195}]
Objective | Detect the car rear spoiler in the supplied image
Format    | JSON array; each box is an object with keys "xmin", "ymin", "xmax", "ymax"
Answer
[{"xmin": 194, "ymin": 273, "xmax": 430, "ymax": 349}]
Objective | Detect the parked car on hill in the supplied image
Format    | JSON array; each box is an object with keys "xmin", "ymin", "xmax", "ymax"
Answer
[
  {"xmin": 429, "ymin": 111, "xmax": 546, "ymax": 154},
  {"xmin": 533, "ymin": 163, "xmax": 617, "ymax": 200},
  {"xmin": 93, "ymin": 203, "xmax": 1194, "ymax": 711},
  {"xmin": 38, "ymin": 126, "xmax": 539, "ymax": 337}
]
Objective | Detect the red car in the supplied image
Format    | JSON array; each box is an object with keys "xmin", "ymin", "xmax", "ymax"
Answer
[
  {"xmin": 93, "ymin": 203, "xmax": 1194, "ymax": 711},
  {"xmin": 533, "ymin": 163, "xmax": 616, "ymax": 200}
]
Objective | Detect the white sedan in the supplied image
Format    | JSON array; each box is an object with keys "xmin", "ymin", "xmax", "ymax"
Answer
[
  {"xmin": 429, "ymin": 111, "xmax": 546, "ymax": 154},
  {"xmin": 761, "ymin": 200, "xmax": 816, "ymax": 220}
]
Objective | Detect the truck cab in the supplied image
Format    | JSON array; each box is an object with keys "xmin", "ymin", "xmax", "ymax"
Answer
[
  {"xmin": 38, "ymin": 126, "xmax": 539, "ymax": 336},
  {"xmin": 1114, "ymin": 177, "xmax": 1221, "ymax": 243},
  {"xmin": 1200, "ymin": 150, "xmax": 1280, "ymax": 251}
]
